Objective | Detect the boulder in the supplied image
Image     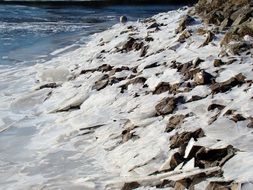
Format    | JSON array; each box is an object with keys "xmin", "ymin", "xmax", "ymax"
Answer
[
  {"xmin": 170, "ymin": 128, "xmax": 205, "ymax": 149},
  {"xmin": 155, "ymin": 97, "xmax": 176, "ymax": 116},
  {"xmin": 211, "ymin": 73, "xmax": 246, "ymax": 93},
  {"xmin": 165, "ymin": 115, "xmax": 185, "ymax": 133}
]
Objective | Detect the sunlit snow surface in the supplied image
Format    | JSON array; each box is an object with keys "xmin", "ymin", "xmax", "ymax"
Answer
[{"xmin": 1, "ymin": 6, "xmax": 253, "ymax": 190}]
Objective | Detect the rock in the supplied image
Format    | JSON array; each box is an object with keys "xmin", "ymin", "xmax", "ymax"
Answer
[
  {"xmin": 155, "ymin": 97, "xmax": 176, "ymax": 116},
  {"xmin": 199, "ymin": 31, "xmax": 215, "ymax": 47},
  {"xmin": 92, "ymin": 79, "xmax": 109, "ymax": 91},
  {"xmin": 145, "ymin": 36, "xmax": 154, "ymax": 42},
  {"xmin": 98, "ymin": 64, "xmax": 113, "ymax": 73},
  {"xmin": 196, "ymin": 28, "xmax": 207, "ymax": 35},
  {"xmin": 231, "ymin": 113, "xmax": 246, "ymax": 122},
  {"xmin": 128, "ymin": 77, "xmax": 147, "ymax": 85},
  {"xmin": 227, "ymin": 41, "xmax": 251, "ymax": 55},
  {"xmin": 219, "ymin": 18, "xmax": 232, "ymax": 31},
  {"xmin": 187, "ymin": 95, "xmax": 204, "ymax": 102},
  {"xmin": 213, "ymin": 59, "xmax": 225, "ymax": 67},
  {"xmin": 170, "ymin": 152, "xmax": 185, "ymax": 170},
  {"xmin": 211, "ymin": 73, "xmax": 246, "ymax": 94},
  {"xmin": 247, "ymin": 117, "xmax": 253, "ymax": 128},
  {"xmin": 177, "ymin": 30, "xmax": 191, "ymax": 43},
  {"xmin": 121, "ymin": 182, "xmax": 140, "ymax": 190},
  {"xmin": 165, "ymin": 115, "xmax": 185, "ymax": 133},
  {"xmin": 153, "ymin": 82, "xmax": 171, "ymax": 95},
  {"xmin": 143, "ymin": 62, "xmax": 159, "ymax": 69},
  {"xmin": 194, "ymin": 71, "xmax": 214, "ymax": 85},
  {"xmin": 108, "ymin": 66, "xmax": 130, "ymax": 76},
  {"xmin": 147, "ymin": 22, "xmax": 160, "ymax": 29},
  {"xmin": 206, "ymin": 181, "xmax": 236, "ymax": 190},
  {"xmin": 140, "ymin": 45, "xmax": 149, "ymax": 57},
  {"xmin": 207, "ymin": 104, "xmax": 225, "ymax": 111},
  {"xmin": 176, "ymin": 15, "xmax": 195, "ymax": 34},
  {"xmin": 195, "ymin": 145, "xmax": 236, "ymax": 168},
  {"xmin": 121, "ymin": 37, "xmax": 137, "ymax": 52},
  {"xmin": 192, "ymin": 57, "xmax": 204, "ymax": 68},
  {"xmin": 39, "ymin": 82, "xmax": 59, "ymax": 89},
  {"xmin": 120, "ymin": 16, "xmax": 128, "ymax": 24},
  {"xmin": 170, "ymin": 128, "xmax": 205, "ymax": 149}
]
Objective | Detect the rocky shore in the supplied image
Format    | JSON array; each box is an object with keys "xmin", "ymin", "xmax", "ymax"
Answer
[{"xmin": 9, "ymin": 0, "xmax": 253, "ymax": 189}]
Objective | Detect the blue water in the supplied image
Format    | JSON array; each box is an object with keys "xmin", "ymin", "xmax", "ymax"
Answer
[{"xmin": 0, "ymin": 4, "xmax": 182, "ymax": 67}]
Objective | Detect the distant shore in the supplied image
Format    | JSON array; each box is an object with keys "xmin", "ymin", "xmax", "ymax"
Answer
[{"xmin": 0, "ymin": 0, "xmax": 197, "ymax": 7}]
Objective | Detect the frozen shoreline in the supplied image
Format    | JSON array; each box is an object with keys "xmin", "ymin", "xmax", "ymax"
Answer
[{"xmin": 1, "ymin": 1, "xmax": 253, "ymax": 189}]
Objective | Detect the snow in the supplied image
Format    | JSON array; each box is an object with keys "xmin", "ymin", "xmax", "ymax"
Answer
[{"xmin": 1, "ymin": 5, "xmax": 253, "ymax": 190}]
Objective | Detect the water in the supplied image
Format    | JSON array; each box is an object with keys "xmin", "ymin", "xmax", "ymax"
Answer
[
  {"xmin": 0, "ymin": 4, "xmax": 183, "ymax": 189},
  {"xmin": 0, "ymin": 4, "xmax": 180, "ymax": 67}
]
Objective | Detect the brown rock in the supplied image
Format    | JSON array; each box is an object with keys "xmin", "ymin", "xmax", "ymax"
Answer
[
  {"xmin": 231, "ymin": 114, "xmax": 246, "ymax": 122},
  {"xmin": 121, "ymin": 182, "xmax": 140, "ymax": 190},
  {"xmin": 170, "ymin": 152, "xmax": 185, "ymax": 169},
  {"xmin": 98, "ymin": 64, "xmax": 113, "ymax": 72},
  {"xmin": 199, "ymin": 31, "xmax": 215, "ymax": 47},
  {"xmin": 211, "ymin": 73, "xmax": 246, "ymax": 94},
  {"xmin": 247, "ymin": 117, "xmax": 253, "ymax": 128},
  {"xmin": 165, "ymin": 115, "xmax": 185, "ymax": 133},
  {"xmin": 194, "ymin": 71, "xmax": 214, "ymax": 85},
  {"xmin": 153, "ymin": 82, "xmax": 171, "ymax": 95},
  {"xmin": 195, "ymin": 145, "xmax": 236, "ymax": 168},
  {"xmin": 170, "ymin": 128, "xmax": 205, "ymax": 149},
  {"xmin": 206, "ymin": 181, "xmax": 234, "ymax": 190},
  {"xmin": 176, "ymin": 15, "xmax": 195, "ymax": 34},
  {"xmin": 178, "ymin": 30, "xmax": 191, "ymax": 43},
  {"xmin": 92, "ymin": 79, "xmax": 109, "ymax": 91},
  {"xmin": 155, "ymin": 97, "xmax": 176, "ymax": 116}
]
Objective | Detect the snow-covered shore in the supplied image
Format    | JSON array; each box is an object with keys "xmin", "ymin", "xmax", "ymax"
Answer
[{"xmin": 1, "ymin": 1, "xmax": 253, "ymax": 189}]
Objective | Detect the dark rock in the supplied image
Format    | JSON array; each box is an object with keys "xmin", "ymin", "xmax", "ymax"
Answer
[
  {"xmin": 170, "ymin": 152, "xmax": 185, "ymax": 169},
  {"xmin": 39, "ymin": 83, "xmax": 59, "ymax": 89},
  {"xmin": 187, "ymin": 95, "xmax": 204, "ymax": 102},
  {"xmin": 170, "ymin": 128, "xmax": 205, "ymax": 149},
  {"xmin": 155, "ymin": 97, "xmax": 176, "ymax": 116},
  {"xmin": 122, "ymin": 37, "xmax": 136, "ymax": 52},
  {"xmin": 143, "ymin": 62, "xmax": 159, "ymax": 69},
  {"xmin": 211, "ymin": 73, "xmax": 246, "ymax": 93},
  {"xmin": 140, "ymin": 45, "xmax": 149, "ymax": 57},
  {"xmin": 195, "ymin": 145, "xmax": 236, "ymax": 168},
  {"xmin": 147, "ymin": 22, "xmax": 160, "ymax": 29},
  {"xmin": 98, "ymin": 64, "xmax": 113, "ymax": 73},
  {"xmin": 132, "ymin": 41, "xmax": 144, "ymax": 51},
  {"xmin": 165, "ymin": 115, "xmax": 185, "ymax": 133},
  {"xmin": 207, "ymin": 104, "xmax": 225, "ymax": 111},
  {"xmin": 231, "ymin": 113, "xmax": 246, "ymax": 122},
  {"xmin": 213, "ymin": 59, "xmax": 225, "ymax": 67},
  {"xmin": 121, "ymin": 182, "xmax": 140, "ymax": 190},
  {"xmin": 145, "ymin": 36, "xmax": 154, "ymax": 42}
]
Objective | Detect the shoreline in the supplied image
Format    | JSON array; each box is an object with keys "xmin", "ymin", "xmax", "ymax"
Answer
[{"xmin": 1, "ymin": 0, "xmax": 253, "ymax": 189}]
